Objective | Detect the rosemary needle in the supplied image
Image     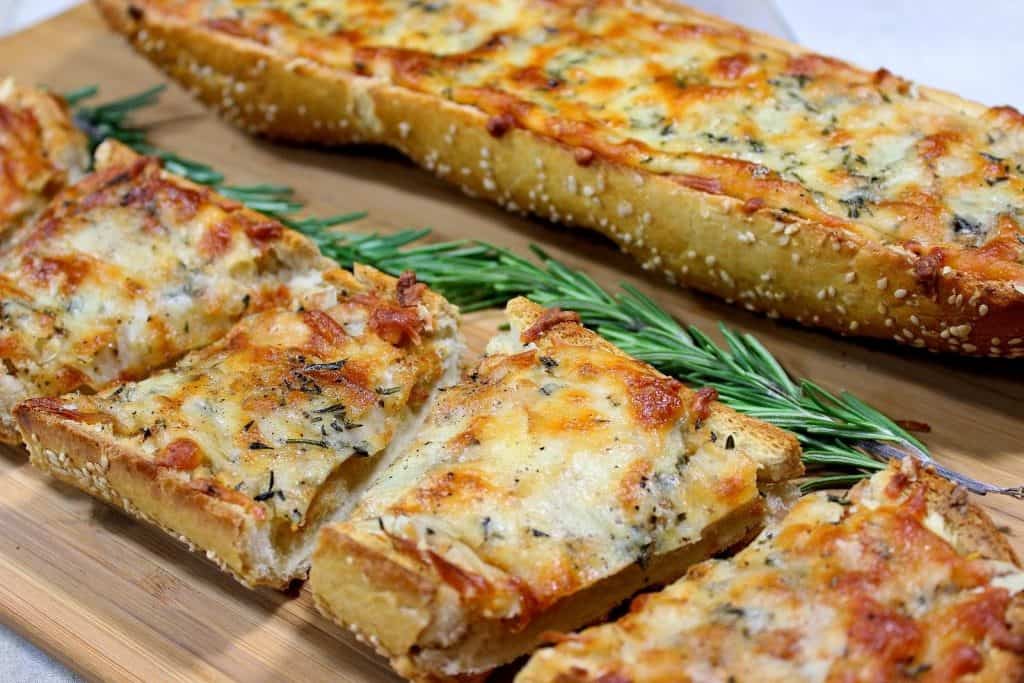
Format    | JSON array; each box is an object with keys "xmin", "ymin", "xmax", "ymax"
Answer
[{"xmin": 66, "ymin": 84, "xmax": 1022, "ymax": 497}]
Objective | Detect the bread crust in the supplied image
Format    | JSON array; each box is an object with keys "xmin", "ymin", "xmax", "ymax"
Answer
[
  {"xmin": 17, "ymin": 405, "xmax": 282, "ymax": 586},
  {"xmin": 95, "ymin": 0, "xmax": 1024, "ymax": 357},
  {"xmin": 312, "ymin": 499, "xmax": 765, "ymax": 682}
]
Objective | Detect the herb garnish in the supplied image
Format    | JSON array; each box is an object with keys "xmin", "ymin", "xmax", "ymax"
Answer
[
  {"xmin": 285, "ymin": 438, "xmax": 329, "ymax": 449},
  {"xmin": 254, "ymin": 471, "xmax": 278, "ymax": 501}
]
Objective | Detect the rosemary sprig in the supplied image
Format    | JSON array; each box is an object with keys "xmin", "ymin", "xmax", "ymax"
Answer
[{"xmin": 66, "ymin": 85, "xmax": 1021, "ymax": 497}]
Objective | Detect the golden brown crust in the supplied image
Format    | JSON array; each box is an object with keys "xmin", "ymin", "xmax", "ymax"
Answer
[
  {"xmin": 95, "ymin": 0, "xmax": 1024, "ymax": 357},
  {"xmin": 16, "ymin": 405, "xmax": 272, "ymax": 586},
  {"xmin": 312, "ymin": 499, "xmax": 765, "ymax": 682}
]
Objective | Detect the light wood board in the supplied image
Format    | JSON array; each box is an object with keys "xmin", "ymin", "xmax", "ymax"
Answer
[{"xmin": 0, "ymin": 5, "xmax": 1022, "ymax": 682}]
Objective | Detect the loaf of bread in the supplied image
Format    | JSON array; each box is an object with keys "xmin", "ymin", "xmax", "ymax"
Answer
[
  {"xmin": 518, "ymin": 458, "xmax": 1024, "ymax": 682},
  {"xmin": 16, "ymin": 265, "xmax": 463, "ymax": 587},
  {"xmin": 310, "ymin": 297, "xmax": 801, "ymax": 679},
  {"xmin": 96, "ymin": 0, "xmax": 1024, "ymax": 357}
]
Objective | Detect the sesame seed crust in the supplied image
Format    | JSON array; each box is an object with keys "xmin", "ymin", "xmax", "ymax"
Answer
[{"xmin": 95, "ymin": 0, "xmax": 1024, "ymax": 358}]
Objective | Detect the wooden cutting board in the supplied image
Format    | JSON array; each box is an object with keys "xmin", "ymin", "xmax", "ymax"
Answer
[{"xmin": 0, "ymin": 6, "xmax": 1022, "ymax": 682}]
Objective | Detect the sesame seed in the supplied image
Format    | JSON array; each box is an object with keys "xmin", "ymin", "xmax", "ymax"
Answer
[
  {"xmin": 844, "ymin": 272, "xmax": 856, "ymax": 283},
  {"xmin": 893, "ymin": 288, "xmax": 908, "ymax": 299},
  {"xmin": 979, "ymin": 304, "xmax": 989, "ymax": 316},
  {"xmin": 876, "ymin": 277, "xmax": 888, "ymax": 290}
]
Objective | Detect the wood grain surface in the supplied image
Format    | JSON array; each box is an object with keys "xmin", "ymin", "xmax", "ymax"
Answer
[{"xmin": 0, "ymin": 6, "xmax": 1021, "ymax": 682}]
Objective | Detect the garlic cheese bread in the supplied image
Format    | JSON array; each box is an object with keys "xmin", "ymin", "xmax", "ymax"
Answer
[
  {"xmin": 519, "ymin": 459, "xmax": 1024, "ymax": 683},
  {"xmin": 0, "ymin": 140, "xmax": 333, "ymax": 443},
  {"xmin": 310, "ymin": 298, "xmax": 801, "ymax": 679},
  {"xmin": 0, "ymin": 78, "xmax": 89, "ymax": 239},
  {"xmin": 98, "ymin": 0, "xmax": 1024, "ymax": 356},
  {"xmin": 16, "ymin": 265, "xmax": 463, "ymax": 587}
]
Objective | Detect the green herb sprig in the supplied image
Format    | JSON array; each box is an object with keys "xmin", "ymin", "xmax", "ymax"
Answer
[{"xmin": 66, "ymin": 85, "xmax": 1023, "ymax": 498}]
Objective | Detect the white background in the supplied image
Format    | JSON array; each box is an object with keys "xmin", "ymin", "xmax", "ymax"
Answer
[{"xmin": 0, "ymin": 0, "xmax": 1022, "ymax": 680}]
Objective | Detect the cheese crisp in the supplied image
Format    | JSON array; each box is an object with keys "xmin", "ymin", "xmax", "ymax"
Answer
[
  {"xmin": 99, "ymin": 0, "xmax": 1024, "ymax": 355},
  {"xmin": 0, "ymin": 140, "xmax": 333, "ymax": 442},
  {"xmin": 16, "ymin": 265, "xmax": 463, "ymax": 587},
  {"xmin": 0, "ymin": 78, "xmax": 89, "ymax": 238},
  {"xmin": 519, "ymin": 459, "xmax": 1024, "ymax": 683},
  {"xmin": 311, "ymin": 298, "xmax": 801, "ymax": 679}
]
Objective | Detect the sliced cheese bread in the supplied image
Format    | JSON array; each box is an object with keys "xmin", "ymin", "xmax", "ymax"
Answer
[
  {"xmin": 310, "ymin": 297, "xmax": 801, "ymax": 679},
  {"xmin": 518, "ymin": 459, "xmax": 1024, "ymax": 683},
  {"xmin": 0, "ymin": 140, "xmax": 333, "ymax": 442},
  {"xmin": 15, "ymin": 265, "xmax": 463, "ymax": 587}
]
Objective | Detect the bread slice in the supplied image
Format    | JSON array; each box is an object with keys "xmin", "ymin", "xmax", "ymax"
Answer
[
  {"xmin": 518, "ymin": 458, "xmax": 1024, "ymax": 683},
  {"xmin": 0, "ymin": 77, "xmax": 89, "ymax": 239},
  {"xmin": 96, "ymin": 0, "xmax": 1024, "ymax": 357},
  {"xmin": 0, "ymin": 139, "xmax": 334, "ymax": 443},
  {"xmin": 310, "ymin": 297, "xmax": 801, "ymax": 679},
  {"xmin": 15, "ymin": 265, "xmax": 463, "ymax": 587}
]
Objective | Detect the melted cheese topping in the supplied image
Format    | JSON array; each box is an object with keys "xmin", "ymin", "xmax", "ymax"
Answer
[
  {"xmin": 345, "ymin": 309, "xmax": 762, "ymax": 624},
  {"xmin": 169, "ymin": 0, "xmax": 1024, "ymax": 279},
  {"xmin": 0, "ymin": 144, "xmax": 332, "ymax": 417},
  {"xmin": 29, "ymin": 266, "xmax": 461, "ymax": 526},
  {"xmin": 519, "ymin": 461, "xmax": 1024, "ymax": 683},
  {"xmin": 0, "ymin": 79, "xmax": 89, "ymax": 239}
]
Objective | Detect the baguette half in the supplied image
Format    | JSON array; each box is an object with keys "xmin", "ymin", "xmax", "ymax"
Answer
[
  {"xmin": 518, "ymin": 458, "xmax": 1024, "ymax": 683},
  {"xmin": 96, "ymin": 0, "xmax": 1024, "ymax": 357},
  {"xmin": 311, "ymin": 297, "xmax": 801, "ymax": 679},
  {"xmin": 16, "ymin": 265, "xmax": 463, "ymax": 587}
]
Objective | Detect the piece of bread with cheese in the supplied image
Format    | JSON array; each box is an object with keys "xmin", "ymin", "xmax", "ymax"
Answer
[
  {"xmin": 518, "ymin": 458, "xmax": 1024, "ymax": 683},
  {"xmin": 15, "ymin": 265, "xmax": 463, "ymax": 587},
  {"xmin": 310, "ymin": 297, "xmax": 801, "ymax": 679},
  {"xmin": 96, "ymin": 0, "xmax": 1024, "ymax": 357},
  {"xmin": 0, "ymin": 78, "xmax": 89, "ymax": 239},
  {"xmin": 0, "ymin": 139, "xmax": 334, "ymax": 443}
]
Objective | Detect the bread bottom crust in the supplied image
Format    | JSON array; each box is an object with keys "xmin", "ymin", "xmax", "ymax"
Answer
[{"xmin": 311, "ymin": 499, "xmax": 765, "ymax": 681}]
